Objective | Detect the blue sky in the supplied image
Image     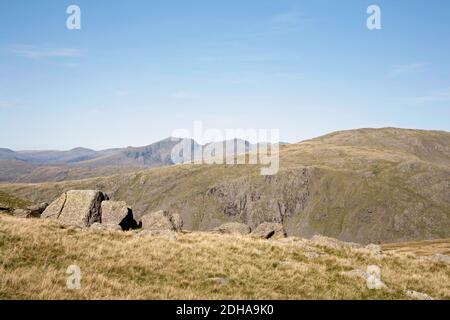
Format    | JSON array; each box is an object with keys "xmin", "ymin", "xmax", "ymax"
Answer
[{"xmin": 0, "ymin": 0, "xmax": 449, "ymax": 150}]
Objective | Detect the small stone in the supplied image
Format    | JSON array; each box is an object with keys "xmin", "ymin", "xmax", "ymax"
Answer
[
  {"xmin": 304, "ymin": 251, "xmax": 321, "ymax": 260},
  {"xmin": 405, "ymin": 290, "xmax": 434, "ymax": 300},
  {"xmin": 206, "ymin": 277, "xmax": 229, "ymax": 286},
  {"xmin": 428, "ymin": 254, "xmax": 450, "ymax": 264},
  {"xmin": 365, "ymin": 244, "xmax": 382, "ymax": 255}
]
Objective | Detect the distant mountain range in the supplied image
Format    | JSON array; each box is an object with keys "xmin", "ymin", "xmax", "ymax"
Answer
[{"xmin": 0, "ymin": 138, "xmax": 283, "ymax": 183}]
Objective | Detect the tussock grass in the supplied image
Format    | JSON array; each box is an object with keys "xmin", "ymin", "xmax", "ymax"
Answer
[{"xmin": 0, "ymin": 215, "xmax": 449, "ymax": 300}]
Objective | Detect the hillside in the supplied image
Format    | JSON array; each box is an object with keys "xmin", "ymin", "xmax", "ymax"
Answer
[
  {"xmin": 0, "ymin": 214, "xmax": 448, "ymax": 299},
  {"xmin": 1, "ymin": 127, "xmax": 449, "ymax": 244},
  {"xmin": 0, "ymin": 160, "xmax": 144, "ymax": 183}
]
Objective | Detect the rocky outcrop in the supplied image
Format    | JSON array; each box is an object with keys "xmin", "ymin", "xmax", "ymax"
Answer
[
  {"xmin": 251, "ymin": 222, "xmax": 286, "ymax": 239},
  {"xmin": 214, "ymin": 222, "xmax": 251, "ymax": 235},
  {"xmin": 27, "ymin": 202, "xmax": 48, "ymax": 217},
  {"xmin": 13, "ymin": 209, "xmax": 31, "ymax": 218},
  {"xmin": 41, "ymin": 190, "xmax": 108, "ymax": 228},
  {"xmin": 140, "ymin": 210, "xmax": 183, "ymax": 232},
  {"xmin": 13, "ymin": 202, "xmax": 48, "ymax": 218}
]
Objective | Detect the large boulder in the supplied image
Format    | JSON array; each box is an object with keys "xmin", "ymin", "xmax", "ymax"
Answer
[
  {"xmin": 101, "ymin": 200, "xmax": 137, "ymax": 230},
  {"xmin": 215, "ymin": 222, "xmax": 251, "ymax": 235},
  {"xmin": 251, "ymin": 222, "xmax": 287, "ymax": 239},
  {"xmin": 139, "ymin": 210, "xmax": 183, "ymax": 232},
  {"xmin": 41, "ymin": 190, "xmax": 108, "ymax": 228}
]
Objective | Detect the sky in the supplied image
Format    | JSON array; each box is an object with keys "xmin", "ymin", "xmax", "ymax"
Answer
[{"xmin": 0, "ymin": 0, "xmax": 449, "ymax": 150}]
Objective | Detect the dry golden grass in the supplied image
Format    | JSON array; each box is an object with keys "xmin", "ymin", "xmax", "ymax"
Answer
[{"xmin": 0, "ymin": 214, "xmax": 449, "ymax": 300}]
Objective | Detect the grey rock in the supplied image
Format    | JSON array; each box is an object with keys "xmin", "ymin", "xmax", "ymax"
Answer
[
  {"xmin": 41, "ymin": 190, "xmax": 108, "ymax": 228},
  {"xmin": 101, "ymin": 201, "xmax": 128, "ymax": 225},
  {"xmin": 205, "ymin": 277, "xmax": 229, "ymax": 286},
  {"xmin": 26, "ymin": 202, "xmax": 48, "ymax": 218},
  {"xmin": 13, "ymin": 209, "xmax": 32, "ymax": 218},
  {"xmin": 365, "ymin": 244, "xmax": 383, "ymax": 255},
  {"xmin": 139, "ymin": 210, "xmax": 183, "ymax": 232},
  {"xmin": 14, "ymin": 202, "xmax": 48, "ymax": 219},
  {"xmin": 405, "ymin": 290, "xmax": 434, "ymax": 300},
  {"xmin": 303, "ymin": 250, "xmax": 322, "ymax": 260},
  {"xmin": 169, "ymin": 213, "xmax": 184, "ymax": 232},
  {"xmin": 428, "ymin": 253, "xmax": 450, "ymax": 264}
]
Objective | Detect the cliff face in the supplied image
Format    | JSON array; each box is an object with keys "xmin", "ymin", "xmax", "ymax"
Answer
[{"xmin": 1, "ymin": 128, "xmax": 449, "ymax": 244}]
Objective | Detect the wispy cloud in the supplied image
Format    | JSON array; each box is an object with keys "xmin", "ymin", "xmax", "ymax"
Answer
[
  {"xmin": 411, "ymin": 88, "xmax": 450, "ymax": 104},
  {"xmin": 10, "ymin": 45, "xmax": 83, "ymax": 59},
  {"xmin": 388, "ymin": 62, "xmax": 429, "ymax": 78}
]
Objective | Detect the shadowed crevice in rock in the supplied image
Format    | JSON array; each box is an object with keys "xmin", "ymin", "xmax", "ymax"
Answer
[
  {"xmin": 85, "ymin": 192, "xmax": 108, "ymax": 226},
  {"xmin": 56, "ymin": 192, "xmax": 67, "ymax": 219},
  {"xmin": 119, "ymin": 208, "xmax": 139, "ymax": 231}
]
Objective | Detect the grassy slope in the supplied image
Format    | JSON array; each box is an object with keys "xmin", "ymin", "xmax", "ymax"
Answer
[
  {"xmin": 0, "ymin": 214, "xmax": 449, "ymax": 300},
  {"xmin": 0, "ymin": 159, "xmax": 144, "ymax": 183},
  {"xmin": 0, "ymin": 191, "xmax": 31, "ymax": 209},
  {"xmin": 0, "ymin": 128, "xmax": 449, "ymax": 243}
]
